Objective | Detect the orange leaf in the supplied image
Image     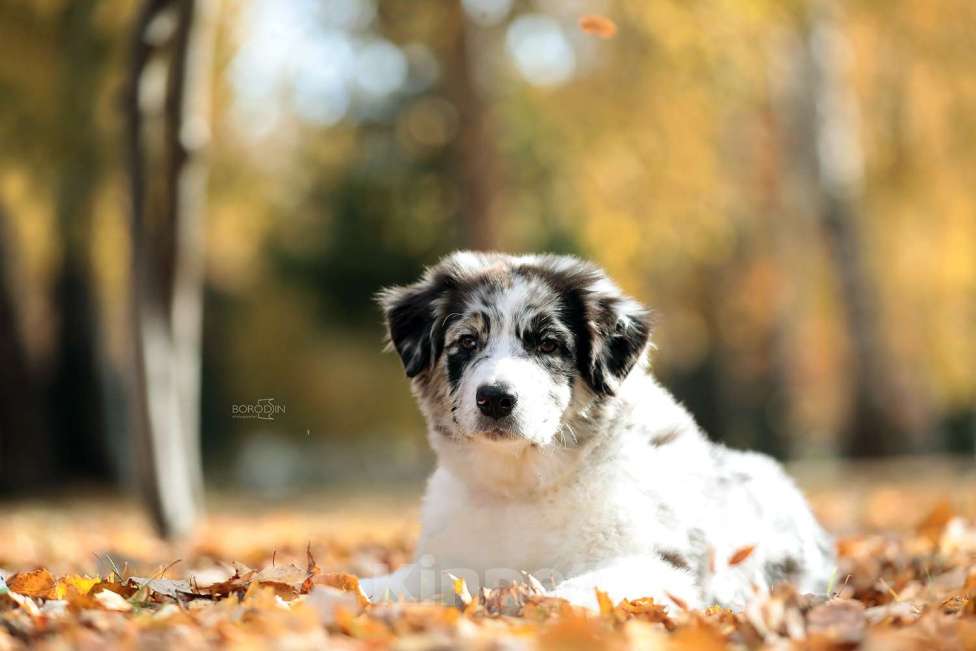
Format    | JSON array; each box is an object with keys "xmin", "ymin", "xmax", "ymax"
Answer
[
  {"xmin": 7, "ymin": 568, "xmax": 56, "ymax": 599},
  {"xmin": 669, "ymin": 622, "xmax": 728, "ymax": 651},
  {"xmin": 666, "ymin": 592, "xmax": 689, "ymax": 611},
  {"xmin": 728, "ymin": 545, "xmax": 756, "ymax": 566},
  {"xmin": 916, "ymin": 499, "xmax": 954, "ymax": 544},
  {"xmin": 578, "ymin": 15, "xmax": 617, "ymax": 38},
  {"xmin": 595, "ymin": 588, "xmax": 614, "ymax": 617},
  {"xmin": 307, "ymin": 572, "xmax": 370, "ymax": 608}
]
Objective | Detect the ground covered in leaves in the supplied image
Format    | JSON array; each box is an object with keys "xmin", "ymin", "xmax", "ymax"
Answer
[{"xmin": 2, "ymin": 459, "xmax": 976, "ymax": 650}]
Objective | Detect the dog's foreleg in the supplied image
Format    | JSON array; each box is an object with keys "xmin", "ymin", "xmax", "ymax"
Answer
[{"xmin": 549, "ymin": 555, "xmax": 703, "ymax": 611}]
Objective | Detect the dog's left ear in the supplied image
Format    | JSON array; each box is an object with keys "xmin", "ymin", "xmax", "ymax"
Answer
[
  {"xmin": 577, "ymin": 276, "xmax": 653, "ymax": 396},
  {"xmin": 376, "ymin": 270, "xmax": 455, "ymax": 378}
]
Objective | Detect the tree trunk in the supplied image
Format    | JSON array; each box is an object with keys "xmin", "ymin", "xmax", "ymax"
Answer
[
  {"xmin": 126, "ymin": 0, "xmax": 216, "ymax": 538},
  {"xmin": 444, "ymin": 3, "xmax": 501, "ymax": 250},
  {"xmin": 0, "ymin": 204, "xmax": 51, "ymax": 490},
  {"xmin": 781, "ymin": 2, "xmax": 916, "ymax": 457},
  {"xmin": 49, "ymin": 0, "xmax": 112, "ymax": 481}
]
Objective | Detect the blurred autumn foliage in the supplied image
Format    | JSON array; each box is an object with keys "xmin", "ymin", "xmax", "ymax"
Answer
[{"xmin": 1, "ymin": 0, "xmax": 975, "ymax": 495}]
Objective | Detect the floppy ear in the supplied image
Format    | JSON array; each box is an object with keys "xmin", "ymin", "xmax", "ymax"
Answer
[
  {"xmin": 377, "ymin": 271, "xmax": 455, "ymax": 378},
  {"xmin": 577, "ymin": 277, "xmax": 653, "ymax": 396}
]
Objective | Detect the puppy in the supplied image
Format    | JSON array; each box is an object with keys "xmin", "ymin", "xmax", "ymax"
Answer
[{"xmin": 362, "ymin": 252, "xmax": 834, "ymax": 610}]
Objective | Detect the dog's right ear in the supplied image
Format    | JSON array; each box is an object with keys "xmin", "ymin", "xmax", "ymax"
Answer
[{"xmin": 376, "ymin": 270, "xmax": 456, "ymax": 378}]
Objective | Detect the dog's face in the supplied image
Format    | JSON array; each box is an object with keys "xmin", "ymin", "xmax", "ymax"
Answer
[{"xmin": 379, "ymin": 253, "xmax": 652, "ymax": 461}]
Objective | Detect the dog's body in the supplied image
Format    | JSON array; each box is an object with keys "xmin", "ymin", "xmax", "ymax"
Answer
[{"xmin": 364, "ymin": 252, "xmax": 834, "ymax": 609}]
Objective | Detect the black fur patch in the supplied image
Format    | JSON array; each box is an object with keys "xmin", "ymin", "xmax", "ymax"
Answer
[
  {"xmin": 380, "ymin": 270, "xmax": 460, "ymax": 377},
  {"xmin": 517, "ymin": 263, "xmax": 651, "ymax": 396},
  {"xmin": 658, "ymin": 549, "xmax": 691, "ymax": 570},
  {"xmin": 764, "ymin": 556, "xmax": 803, "ymax": 585},
  {"xmin": 447, "ymin": 350, "xmax": 474, "ymax": 392}
]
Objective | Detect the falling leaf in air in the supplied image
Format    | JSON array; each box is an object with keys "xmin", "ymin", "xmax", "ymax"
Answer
[
  {"xmin": 728, "ymin": 545, "xmax": 756, "ymax": 566},
  {"xmin": 578, "ymin": 15, "xmax": 617, "ymax": 38}
]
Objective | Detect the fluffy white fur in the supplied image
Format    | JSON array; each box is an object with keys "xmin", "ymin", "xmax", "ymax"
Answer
[{"xmin": 363, "ymin": 252, "xmax": 834, "ymax": 611}]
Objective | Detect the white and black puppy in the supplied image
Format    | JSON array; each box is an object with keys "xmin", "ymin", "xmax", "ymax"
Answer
[{"xmin": 363, "ymin": 251, "xmax": 834, "ymax": 610}]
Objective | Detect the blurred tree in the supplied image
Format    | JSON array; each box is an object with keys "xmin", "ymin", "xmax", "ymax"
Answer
[
  {"xmin": 443, "ymin": 1, "xmax": 502, "ymax": 250},
  {"xmin": 781, "ymin": 2, "xmax": 923, "ymax": 457},
  {"xmin": 127, "ymin": 0, "xmax": 217, "ymax": 537},
  {"xmin": 0, "ymin": 202, "xmax": 51, "ymax": 490},
  {"xmin": 48, "ymin": 0, "xmax": 114, "ymax": 480}
]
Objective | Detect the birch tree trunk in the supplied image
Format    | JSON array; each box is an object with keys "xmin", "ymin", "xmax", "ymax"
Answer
[{"xmin": 126, "ymin": 0, "xmax": 217, "ymax": 537}]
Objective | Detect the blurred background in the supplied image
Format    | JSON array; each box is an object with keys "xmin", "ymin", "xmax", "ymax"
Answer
[{"xmin": 0, "ymin": 0, "xmax": 974, "ymax": 536}]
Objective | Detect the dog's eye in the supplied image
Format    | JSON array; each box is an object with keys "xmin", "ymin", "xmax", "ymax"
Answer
[
  {"xmin": 538, "ymin": 338, "xmax": 559, "ymax": 354},
  {"xmin": 459, "ymin": 335, "xmax": 478, "ymax": 351}
]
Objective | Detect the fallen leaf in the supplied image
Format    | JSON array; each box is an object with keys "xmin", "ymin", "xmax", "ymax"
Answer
[
  {"xmin": 578, "ymin": 14, "xmax": 617, "ymax": 38},
  {"xmin": 127, "ymin": 577, "xmax": 186, "ymax": 600},
  {"xmin": 54, "ymin": 575, "xmax": 100, "ymax": 600},
  {"xmin": 807, "ymin": 598, "xmax": 866, "ymax": 645},
  {"xmin": 448, "ymin": 573, "xmax": 473, "ymax": 611},
  {"xmin": 94, "ymin": 589, "xmax": 132, "ymax": 612},
  {"xmin": 306, "ymin": 585, "xmax": 360, "ymax": 626},
  {"xmin": 666, "ymin": 592, "xmax": 689, "ymax": 611},
  {"xmin": 917, "ymin": 499, "xmax": 955, "ymax": 544},
  {"xmin": 305, "ymin": 572, "xmax": 370, "ymax": 608},
  {"xmin": 7, "ymin": 568, "xmax": 56, "ymax": 599},
  {"xmin": 2, "ymin": 588, "xmax": 40, "ymax": 617},
  {"xmin": 668, "ymin": 621, "xmax": 727, "ymax": 651}
]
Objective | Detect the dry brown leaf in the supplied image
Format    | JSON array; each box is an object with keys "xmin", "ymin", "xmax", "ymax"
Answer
[
  {"xmin": 7, "ymin": 568, "xmax": 56, "ymax": 599},
  {"xmin": 917, "ymin": 498, "xmax": 954, "ymax": 544},
  {"xmin": 728, "ymin": 545, "xmax": 756, "ymax": 566},
  {"xmin": 306, "ymin": 572, "xmax": 370, "ymax": 608},
  {"xmin": 618, "ymin": 597, "xmax": 674, "ymax": 630},
  {"xmin": 93, "ymin": 589, "xmax": 132, "ymax": 612},
  {"xmin": 2, "ymin": 588, "xmax": 40, "ymax": 617},
  {"xmin": 668, "ymin": 621, "xmax": 727, "ymax": 651},
  {"xmin": 578, "ymin": 15, "xmax": 617, "ymax": 38},
  {"xmin": 807, "ymin": 598, "xmax": 866, "ymax": 645}
]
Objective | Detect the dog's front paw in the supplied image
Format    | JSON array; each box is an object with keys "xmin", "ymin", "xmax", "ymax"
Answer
[
  {"xmin": 358, "ymin": 565, "xmax": 419, "ymax": 603},
  {"xmin": 548, "ymin": 583, "xmax": 603, "ymax": 610},
  {"xmin": 548, "ymin": 557, "xmax": 704, "ymax": 612}
]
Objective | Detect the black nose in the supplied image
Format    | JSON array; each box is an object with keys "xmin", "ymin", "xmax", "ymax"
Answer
[{"xmin": 476, "ymin": 384, "xmax": 517, "ymax": 419}]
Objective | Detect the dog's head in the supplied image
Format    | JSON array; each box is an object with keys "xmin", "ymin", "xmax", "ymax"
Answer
[{"xmin": 378, "ymin": 252, "xmax": 652, "ymax": 463}]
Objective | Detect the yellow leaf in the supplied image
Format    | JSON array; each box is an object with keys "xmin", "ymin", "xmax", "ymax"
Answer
[
  {"xmin": 449, "ymin": 573, "xmax": 472, "ymax": 607},
  {"xmin": 595, "ymin": 588, "xmax": 614, "ymax": 617},
  {"xmin": 54, "ymin": 575, "xmax": 100, "ymax": 600}
]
